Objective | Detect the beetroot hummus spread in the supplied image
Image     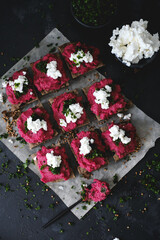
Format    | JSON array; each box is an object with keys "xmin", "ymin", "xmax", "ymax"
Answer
[
  {"xmin": 36, "ymin": 146, "xmax": 71, "ymax": 183},
  {"xmin": 17, "ymin": 107, "xmax": 54, "ymax": 143},
  {"xmin": 62, "ymin": 42, "xmax": 100, "ymax": 75},
  {"xmin": 102, "ymin": 122, "xmax": 138, "ymax": 159},
  {"xmin": 87, "ymin": 78, "xmax": 127, "ymax": 120},
  {"xmin": 51, "ymin": 92, "xmax": 87, "ymax": 132},
  {"xmin": 6, "ymin": 70, "xmax": 36, "ymax": 105},
  {"xmin": 32, "ymin": 53, "xmax": 69, "ymax": 92},
  {"xmin": 71, "ymin": 131, "xmax": 107, "ymax": 172},
  {"xmin": 81, "ymin": 179, "xmax": 110, "ymax": 202}
]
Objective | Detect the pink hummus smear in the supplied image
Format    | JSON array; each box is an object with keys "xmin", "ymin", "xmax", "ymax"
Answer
[
  {"xmin": 6, "ymin": 70, "xmax": 36, "ymax": 105},
  {"xmin": 71, "ymin": 131, "xmax": 106, "ymax": 172},
  {"xmin": 17, "ymin": 107, "xmax": 54, "ymax": 143},
  {"xmin": 101, "ymin": 122, "xmax": 138, "ymax": 159},
  {"xmin": 81, "ymin": 179, "xmax": 110, "ymax": 202},
  {"xmin": 87, "ymin": 78, "xmax": 127, "ymax": 120},
  {"xmin": 32, "ymin": 53, "xmax": 69, "ymax": 92},
  {"xmin": 36, "ymin": 146, "xmax": 71, "ymax": 183},
  {"xmin": 62, "ymin": 42, "xmax": 101, "ymax": 75},
  {"xmin": 52, "ymin": 92, "xmax": 87, "ymax": 132}
]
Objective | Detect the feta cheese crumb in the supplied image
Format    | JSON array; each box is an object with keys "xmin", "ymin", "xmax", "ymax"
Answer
[
  {"xmin": 69, "ymin": 50, "xmax": 93, "ymax": 67},
  {"xmin": 0, "ymin": 93, "xmax": 3, "ymax": 102},
  {"xmin": 113, "ymin": 238, "xmax": 120, "ymax": 240},
  {"xmin": 46, "ymin": 60, "xmax": 62, "ymax": 79},
  {"xmin": 117, "ymin": 113, "xmax": 124, "ymax": 118},
  {"xmin": 30, "ymin": 91, "xmax": 33, "ymax": 95},
  {"xmin": 109, "ymin": 19, "xmax": 160, "ymax": 66},
  {"xmin": 2, "ymin": 81, "xmax": 8, "ymax": 88},
  {"xmin": 27, "ymin": 116, "xmax": 47, "ymax": 134},
  {"xmin": 123, "ymin": 113, "xmax": 131, "ymax": 120},
  {"xmin": 59, "ymin": 118, "xmax": 67, "ymax": 127},
  {"xmin": 8, "ymin": 139, "xmax": 14, "ymax": 144},
  {"xmin": 65, "ymin": 103, "xmax": 84, "ymax": 124},
  {"xmin": 109, "ymin": 125, "xmax": 131, "ymax": 144},
  {"xmin": 33, "ymin": 156, "xmax": 37, "ymax": 161},
  {"xmin": 93, "ymin": 84, "xmax": 112, "ymax": 109},
  {"xmin": 46, "ymin": 151, "xmax": 62, "ymax": 168},
  {"xmin": 58, "ymin": 186, "xmax": 64, "ymax": 190},
  {"xmin": 9, "ymin": 75, "xmax": 28, "ymax": 93},
  {"xmin": 79, "ymin": 137, "xmax": 94, "ymax": 155}
]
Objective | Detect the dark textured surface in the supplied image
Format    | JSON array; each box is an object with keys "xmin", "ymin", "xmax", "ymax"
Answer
[{"xmin": 0, "ymin": 0, "xmax": 160, "ymax": 240}]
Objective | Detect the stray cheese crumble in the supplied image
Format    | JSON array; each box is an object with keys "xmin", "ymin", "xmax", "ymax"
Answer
[
  {"xmin": 109, "ymin": 125, "xmax": 131, "ymax": 144},
  {"xmin": 8, "ymin": 74, "xmax": 28, "ymax": 93},
  {"xmin": 109, "ymin": 19, "xmax": 160, "ymax": 66}
]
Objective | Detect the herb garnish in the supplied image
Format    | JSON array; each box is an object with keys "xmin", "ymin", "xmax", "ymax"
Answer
[{"xmin": 36, "ymin": 60, "xmax": 48, "ymax": 73}]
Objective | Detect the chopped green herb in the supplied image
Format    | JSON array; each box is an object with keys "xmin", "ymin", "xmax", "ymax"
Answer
[{"xmin": 113, "ymin": 174, "xmax": 118, "ymax": 184}]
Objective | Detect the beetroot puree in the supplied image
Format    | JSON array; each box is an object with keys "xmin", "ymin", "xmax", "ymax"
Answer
[
  {"xmin": 71, "ymin": 131, "xmax": 107, "ymax": 172},
  {"xmin": 17, "ymin": 107, "xmax": 54, "ymax": 143},
  {"xmin": 36, "ymin": 146, "xmax": 71, "ymax": 183},
  {"xmin": 6, "ymin": 70, "xmax": 36, "ymax": 105},
  {"xmin": 32, "ymin": 53, "xmax": 69, "ymax": 92},
  {"xmin": 87, "ymin": 78, "xmax": 127, "ymax": 120},
  {"xmin": 102, "ymin": 122, "xmax": 138, "ymax": 159},
  {"xmin": 81, "ymin": 179, "xmax": 110, "ymax": 202},
  {"xmin": 52, "ymin": 92, "xmax": 87, "ymax": 132},
  {"xmin": 62, "ymin": 42, "xmax": 100, "ymax": 75}
]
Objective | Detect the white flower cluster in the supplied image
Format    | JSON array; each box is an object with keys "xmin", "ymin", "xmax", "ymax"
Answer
[
  {"xmin": 109, "ymin": 19, "xmax": 160, "ymax": 66},
  {"xmin": 109, "ymin": 125, "xmax": 131, "ymax": 144},
  {"xmin": 93, "ymin": 84, "xmax": 112, "ymax": 109}
]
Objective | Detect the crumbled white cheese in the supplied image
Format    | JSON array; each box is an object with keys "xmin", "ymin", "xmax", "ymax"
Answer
[
  {"xmin": 59, "ymin": 118, "xmax": 67, "ymax": 127},
  {"xmin": 33, "ymin": 156, "xmax": 37, "ymax": 161},
  {"xmin": 93, "ymin": 84, "xmax": 112, "ymax": 109},
  {"xmin": 9, "ymin": 75, "xmax": 28, "ymax": 93},
  {"xmin": 0, "ymin": 93, "xmax": 3, "ymax": 102},
  {"xmin": 30, "ymin": 91, "xmax": 33, "ymax": 95},
  {"xmin": 69, "ymin": 50, "xmax": 93, "ymax": 67},
  {"xmin": 2, "ymin": 81, "xmax": 8, "ymax": 88},
  {"xmin": 58, "ymin": 186, "xmax": 64, "ymax": 190},
  {"xmin": 117, "ymin": 113, "xmax": 124, "ymax": 118},
  {"xmin": 113, "ymin": 238, "xmax": 120, "ymax": 240},
  {"xmin": 109, "ymin": 19, "xmax": 160, "ymax": 66},
  {"xmin": 27, "ymin": 116, "xmax": 47, "ymax": 134},
  {"xmin": 109, "ymin": 125, "xmax": 131, "ymax": 144},
  {"xmin": 46, "ymin": 150, "xmax": 62, "ymax": 168},
  {"xmin": 79, "ymin": 137, "xmax": 94, "ymax": 155},
  {"xmin": 22, "ymin": 71, "xmax": 26, "ymax": 75},
  {"xmin": 8, "ymin": 139, "xmax": 14, "ymax": 144},
  {"xmin": 46, "ymin": 60, "xmax": 62, "ymax": 79},
  {"xmin": 123, "ymin": 113, "xmax": 131, "ymax": 120},
  {"xmin": 65, "ymin": 103, "xmax": 84, "ymax": 124},
  {"xmin": 117, "ymin": 113, "xmax": 132, "ymax": 120}
]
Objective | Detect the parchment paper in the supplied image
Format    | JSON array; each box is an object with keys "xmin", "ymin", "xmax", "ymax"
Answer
[{"xmin": 1, "ymin": 28, "xmax": 160, "ymax": 219}]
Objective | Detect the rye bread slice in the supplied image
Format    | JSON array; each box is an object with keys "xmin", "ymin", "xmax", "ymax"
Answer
[
  {"xmin": 31, "ymin": 144, "xmax": 75, "ymax": 182},
  {"xmin": 48, "ymin": 89, "xmax": 90, "ymax": 133},
  {"xmin": 83, "ymin": 85, "xmax": 133, "ymax": 121},
  {"xmin": 30, "ymin": 53, "xmax": 70, "ymax": 96},
  {"xmin": 67, "ymin": 130, "xmax": 109, "ymax": 179},
  {"xmin": 100, "ymin": 125, "xmax": 141, "ymax": 162},
  {"xmin": 58, "ymin": 42, "xmax": 105, "ymax": 79}
]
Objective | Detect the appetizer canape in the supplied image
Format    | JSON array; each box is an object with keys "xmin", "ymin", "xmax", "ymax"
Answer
[
  {"xmin": 3, "ymin": 69, "xmax": 37, "ymax": 110},
  {"xmin": 58, "ymin": 42, "xmax": 104, "ymax": 78},
  {"xmin": 49, "ymin": 90, "xmax": 89, "ymax": 132},
  {"xmin": 31, "ymin": 53, "xmax": 69, "ymax": 95},
  {"xmin": 83, "ymin": 78, "xmax": 130, "ymax": 120},
  {"xmin": 70, "ymin": 131, "xmax": 109, "ymax": 178},
  {"xmin": 17, "ymin": 106, "xmax": 56, "ymax": 149},
  {"xmin": 32, "ymin": 145, "xmax": 75, "ymax": 183},
  {"xmin": 101, "ymin": 122, "xmax": 140, "ymax": 161}
]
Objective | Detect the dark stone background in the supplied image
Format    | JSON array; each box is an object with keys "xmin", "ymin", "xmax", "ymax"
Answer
[{"xmin": 0, "ymin": 0, "xmax": 160, "ymax": 239}]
